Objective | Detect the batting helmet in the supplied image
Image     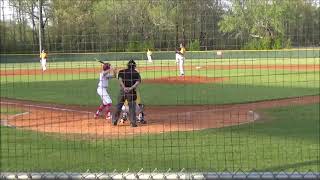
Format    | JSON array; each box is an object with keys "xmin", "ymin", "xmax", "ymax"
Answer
[
  {"xmin": 127, "ymin": 59, "xmax": 136, "ymax": 69},
  {"xmin": 103, "ymin": 63, "xmax": 111, "ymax": 71}
]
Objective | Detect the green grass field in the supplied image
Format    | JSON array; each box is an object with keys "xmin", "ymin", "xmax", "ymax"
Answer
[
  {"xmin": 1, "ymin": 79, "xmax": 318, "ymax": 106},
  {"xmin": 0, "ymin": 106, "xmax": 23, "ymax": 115},
  {"xmin": 1, "ymin": 58, "xmax": 319, "ymax": 105},
  {"xmin": 1, "ymin": 103, "xmax": 319, "ymax": 172},
  {"xmin": 0, "ymin": 57, "xmax": 319, "ymax": 172}
]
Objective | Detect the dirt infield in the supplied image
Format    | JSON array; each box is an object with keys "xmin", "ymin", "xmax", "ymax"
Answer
[
  {"xmin": 1, "ymin": 96, "xmax": 318, "ymax": 138},
  {"xmin": 1, "ymin": 64, "xmax": 319, "ymax": 76}
]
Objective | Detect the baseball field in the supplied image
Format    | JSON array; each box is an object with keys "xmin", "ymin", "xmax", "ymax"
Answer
[{"xmin": 0, "ymin": 52, "xmax": 319, "ymax": 172}]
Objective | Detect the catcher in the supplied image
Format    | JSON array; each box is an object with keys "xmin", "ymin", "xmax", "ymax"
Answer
[{"xmin": 119, "ymin": 91, "xmax": 145, "ymax": 124}]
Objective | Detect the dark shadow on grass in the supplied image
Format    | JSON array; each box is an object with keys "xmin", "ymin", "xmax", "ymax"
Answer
[{"xmin": 256, "ymin": 160, "xmax": 319, "ymax": 171}]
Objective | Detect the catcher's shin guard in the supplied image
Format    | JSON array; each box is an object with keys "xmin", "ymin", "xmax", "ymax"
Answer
[
  {"xmin": 137, "ymin": 104, "xmax": 146, "ymax": 124},
  {"xmin": 138, "ymin": 104, "xmax": 144, "ymax": 112},
  {"xmin": 122, "ymin": 112, "xmax": 128, "ymax": 120}
]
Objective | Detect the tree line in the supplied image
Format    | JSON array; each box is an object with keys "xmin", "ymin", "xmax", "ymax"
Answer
[{"xmin": 1, "ymin": 0, "xmax": 319, "ymax": 53}]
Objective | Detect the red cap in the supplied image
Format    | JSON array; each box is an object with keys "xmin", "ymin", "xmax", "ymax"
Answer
[{"xmin": 103, "ymin": 63, "xmax": 111, "ymax": 71}]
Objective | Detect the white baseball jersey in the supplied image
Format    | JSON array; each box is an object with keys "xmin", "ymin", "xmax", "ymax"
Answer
[
  {"xmin": 97, "ymin": 71, "xmax": 114, "ymax": 105},
  {"xmin": 98, "ymin": 72, "xmax": 113, "ymax": 88}
]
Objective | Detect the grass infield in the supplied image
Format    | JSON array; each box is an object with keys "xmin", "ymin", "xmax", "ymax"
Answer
[
  {"xmin": 0, "ymin": 106, "xmax": 24, "ymax": 115},
  {"xmin": 1, "ymin": 79, "xmax": 319, "ymax": 106}
]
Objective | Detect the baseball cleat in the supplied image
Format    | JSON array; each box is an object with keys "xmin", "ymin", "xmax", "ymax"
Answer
[
  {"xmin": 137, "ymin": 112, "xmax": 146, "ymax": 124},
  {"xmin": 131, "ymin": 123, "xmax": 138, "ymax": 127},
  {"xmin": 94, "ymin": 114, "xmax": 99, "ymax": 119},
  {"xmin": 105, "ymin": 112, "xmax": 112, "ymax": 120},
  {"xmin": 140, "ymin": 120, "xmax": 147, "ymax": 124},
  {"xmin": 112, "ymin": 119, "xmax": 118, "ymax": 126}
]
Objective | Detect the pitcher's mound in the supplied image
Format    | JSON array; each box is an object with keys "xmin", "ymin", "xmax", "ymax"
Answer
[{"xmin": 144, "ymin": 76, "xmax": 228, "ymax": 84}]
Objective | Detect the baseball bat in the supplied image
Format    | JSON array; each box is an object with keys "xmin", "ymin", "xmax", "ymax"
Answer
[{"xmin": 95, "ymin": 58, "xmax": 106, "ymax": 64}]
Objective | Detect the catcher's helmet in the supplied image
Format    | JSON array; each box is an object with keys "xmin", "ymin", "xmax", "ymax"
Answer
[
  {"xmin": 127, "ymin": 59, "xmax": 136, "ymax": 69},
  {"xmin": 103, "ymin": 63, "xmax": 111, "ymax": 71}
]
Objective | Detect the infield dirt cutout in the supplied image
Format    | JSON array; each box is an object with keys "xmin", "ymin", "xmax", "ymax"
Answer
[{"xmin": 1, "ymin": 96, "xmax": 318, "ymax": 138}]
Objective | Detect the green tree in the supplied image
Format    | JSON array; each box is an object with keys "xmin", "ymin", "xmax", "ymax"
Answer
[
  {"xmin": 219, "ymin": 0, "xmax": 319, "ymax": 49},
  {"xmin": 94, "ymin": 0, "xmax": 159, "ymax": 52},
  {"xmin": 219, "ymin": 0, "xmax": 290, "ymax": 49},
  {"xmin": 50, "ymin": 0, "xmax": 95, "ymax": 52},
  {"xmin": 283, "ymin": 0, "xmax": 320, "ymax": 47},
  {"xmin": 2, "ymin": 0, "xmax": 318, "ymax": 53}
]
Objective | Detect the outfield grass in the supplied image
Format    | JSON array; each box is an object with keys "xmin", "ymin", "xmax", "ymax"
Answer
[
  {"xmin": 1, "ymin": 103, "xmax": 318, "ymax": 172},
  {"xmin": 1, "ymin": 79, "xmax": 318, "ymax": 106}
]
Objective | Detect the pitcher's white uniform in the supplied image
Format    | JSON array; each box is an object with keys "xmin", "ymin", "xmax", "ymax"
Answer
[
  {"xmin": 40, "ymin": 50, "xmax": 47, "ymax": 71},
  {"xmin": 176, "ymin": 45, "xmax": 186, "ymax": 76},
  {"xmin": 147, "ymin": 49, "xmax": 153, "ymax": 63},
  {"xmin": 97, "ymin": 72, "xmax": 113, "ymax": 105}
]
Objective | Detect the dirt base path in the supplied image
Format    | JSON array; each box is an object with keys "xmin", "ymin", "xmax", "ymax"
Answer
[{"xmin": 1, "ymin": 96, "xmax": 318, "ymax": 138}]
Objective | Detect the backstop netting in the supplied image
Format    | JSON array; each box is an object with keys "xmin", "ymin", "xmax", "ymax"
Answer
[{"xmin": 0, "ymin": 0, "xmax": 319, "ymax": 179}]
